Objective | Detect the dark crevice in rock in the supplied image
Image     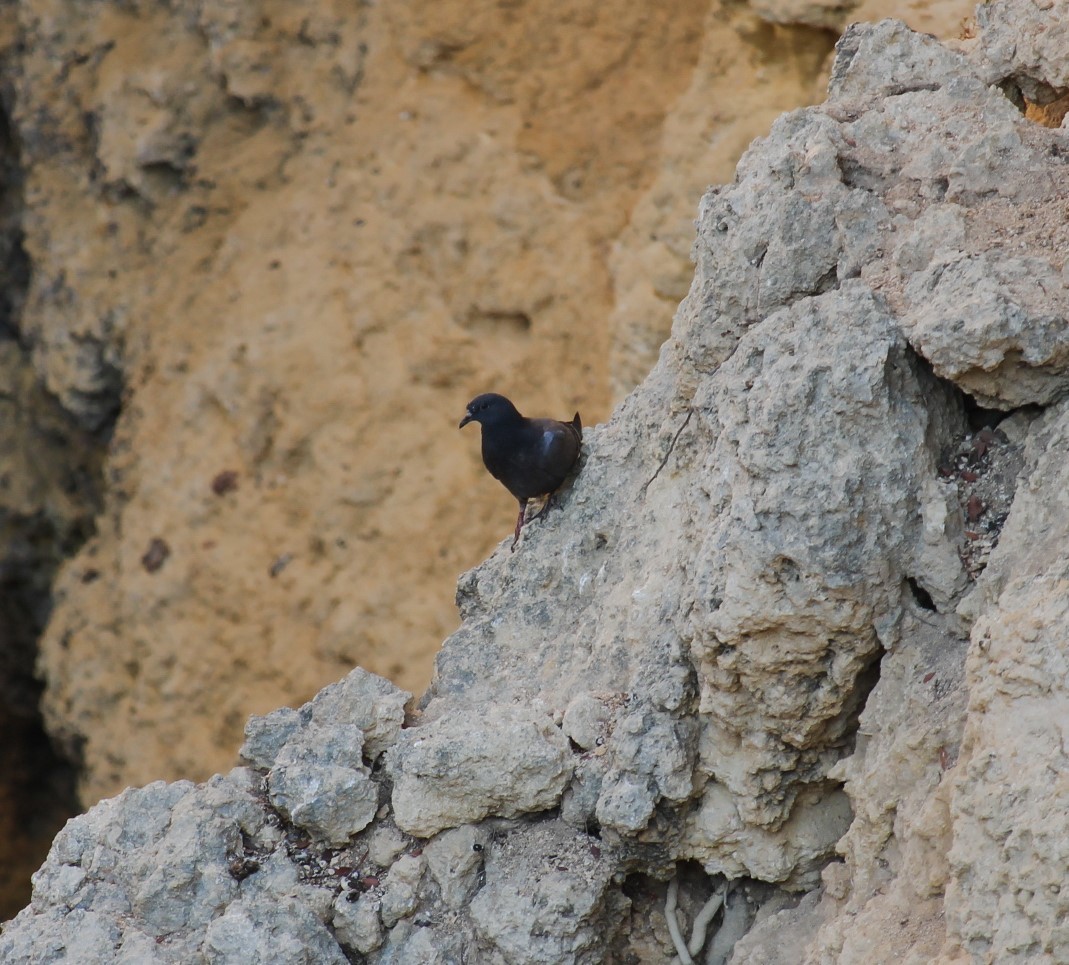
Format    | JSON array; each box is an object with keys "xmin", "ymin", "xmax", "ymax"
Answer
[
  {"xmin": 0, "ymin": 440, "xmax": 98, "ymax": 924},
  {"xmin": 0, "ymin": 99, "xmax": 28, "ymax": 343},
  {"xmin": 836, "ymin": 154, "xmax": 885, "ymax": 193},
  {"xmin": 813, "ymin": 264, "xmax": 839, "ymax": 295},
  {"xmin": 907, "ymin": 354, "xmax": 1028, "ymax": 584},
  {"xmin": 930, "ymin": 383, "xmax": 1034, "ymax": 580},
  {"xmin": 839, "ymin": 642, "xmax": 886, "ymax": 757},
  {"xmin": 961, "ymin": 391, "xmax": 1015, "ymax": 432},
  {"xmin": 997, "ymin": 79, "xmax": 1027, "ymax": 113},
  {"xmin": 906, "ymin": 576, "xmax": 937, "ymax": 612},
  {"xmin": 1012, "ymin": 82, "xmax": 1069, "ymax": 128},
  {"xmin": 0, "ymin": 85, "xmax": 106, "ymax": 920},
  {"xmin": 620, "ymin": 867, "xmax": 786, "ymax": 964}
]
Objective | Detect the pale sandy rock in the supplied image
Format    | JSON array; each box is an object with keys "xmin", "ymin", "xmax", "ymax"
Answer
[
  {"xmin": 387, "ymin": 703, "xmax": 574, "ymax": 837},
  {"xmin": 424, "ymin": 825, "xmax": 486, "ymax": 909},
  {"xmin": 595, "ymin": 775, "xmax": 658, "ymax": 834},
  {"xmin": 901, "ymin": 252, "xmax": 1069, "ymax": 407},
  {"xmin": 750, "ymin": 0, "xmax": 863, "ymax": 30},
  {"xmin": 468, "ymin": 821, "xmax": 625, "ymax": 965},
  {"xmin": 749, "ymin": 0, "xmax": 973, "ymax": 34},
  {"xmin": 561, "ymin": 692, "xmax": 613, "ymax": 750},
  {"xmin": 366, "ymin": 825, "xmax": 409, "ymax": 868},
  {"xmin": 331, "ymin": 891, "xmax": 384, "ymax": 954},
  {"xmin": 942, "ymin": 401, "xmax": 1069, "ymax": 964},
  {"xmin": 378, "ymin": 853, "xmax": 425, "ymax": 929},
  {"xmin": 751, "ymin": 609, "xmax": 972, "ymax": 964}
]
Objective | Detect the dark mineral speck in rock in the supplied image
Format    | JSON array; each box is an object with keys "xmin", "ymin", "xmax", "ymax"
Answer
[
  {"xmin": 211, "ymin": 469, "xmax": 239, "ymax": 495},
  {"xmin": 141, "ymin": 537, "xmax": 170, "ymax": 573}
]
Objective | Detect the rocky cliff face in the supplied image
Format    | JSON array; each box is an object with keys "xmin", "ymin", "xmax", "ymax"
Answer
[
  {"xmin": 5, "ymin": 0, "xmax": 842, "ymax": 816},
  {"xmin": 4, "ymin": 4, "xmax": 1069, "ymax": 961},
  {"xmin": 0, "ymin": 0, "xmax": 977, "ymax": 920}
]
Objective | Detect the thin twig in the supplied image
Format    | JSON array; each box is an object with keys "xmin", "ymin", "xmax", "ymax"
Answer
[{"xmin": 641, "ymin": 409, "xmax": 694, "ymax": 497}]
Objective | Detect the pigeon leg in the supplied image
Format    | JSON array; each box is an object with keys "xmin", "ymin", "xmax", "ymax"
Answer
[
  {"xmin": 529, "ymin": 493, "xmax": 556, "ymax": 523},
  {"xmin": 511, "ymin": 498, "xmax": 528, "ymax": 551}
]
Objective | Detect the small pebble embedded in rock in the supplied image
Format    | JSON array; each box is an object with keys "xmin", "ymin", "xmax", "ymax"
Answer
[{"xmin": 141, "ymin": 537, "xmax": 171, "ymax": 573}]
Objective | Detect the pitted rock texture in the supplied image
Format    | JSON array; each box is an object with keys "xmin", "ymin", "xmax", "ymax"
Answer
[
  {"xmin": 387, "ymin": 704, "xmax": 574, "ymax": 837},
  {"xmin": 243, "ymin": 669, "xmax": 408, "ymax": 846},
  {"xmin": 5, "ymin": 5, "xmax": 1069, "ymax": 963}
]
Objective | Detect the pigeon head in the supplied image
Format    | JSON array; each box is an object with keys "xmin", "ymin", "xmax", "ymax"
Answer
[{"xmin": 459, "ymin": 393, "xmax": 522, "ymax": 429}]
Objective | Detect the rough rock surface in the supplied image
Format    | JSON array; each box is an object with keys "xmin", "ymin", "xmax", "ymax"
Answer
[
  {"xmin": 0, "ymin": 0, "xmax": 974, "ymax": 921},
  {"xmin": 388, "ymin": 703, "xmax": 574, "ymax": 837},
  {"xmin": 5, "ymin": 5, "xmax": 1069, "ymax": 961}
]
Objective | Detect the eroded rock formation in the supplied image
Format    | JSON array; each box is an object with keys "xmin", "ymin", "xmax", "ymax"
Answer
[
  {"xmin": 0, "ymin": 0, "xmax": 979, "ymax": 922},
  {"xmin": 5, "ymin": 0, "xmax": 843, "ymax": 814},
  {"xmin": 3, "ymin": 4, "xmax": 1068, "ymax": 960}
]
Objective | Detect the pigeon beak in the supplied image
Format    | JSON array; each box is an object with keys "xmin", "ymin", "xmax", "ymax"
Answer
[{"xmin": 459, "ymin": 413, "xmax": 473, "ymax": 429}]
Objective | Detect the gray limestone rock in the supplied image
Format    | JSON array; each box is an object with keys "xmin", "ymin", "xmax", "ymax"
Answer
[
  {"xmin": 468, "ymin": 821, "xmax": 625, "ymax": 965},
  {"xmin": 203, "ymin": 896, "xmax": 348, "ymax": 965},
  {"xmin": 332, "ymin": 891, "xmax": 384, "ymax": 954},
  {"xmin": 387, "ymin": 703, "xmax": 574, "ymax": 837},
  {"xmin": 242, "ymin": 668, "xmax": 409, "ymax": 844},
  {"xmin": 241, "ymin": 667, "xmax": 410, "ymax": 771},
  {"xmin": 970, "ymin": 0, "xmax": 1069, "ymax": 103},
  {"xmin": 424, "ymin": 825, "xmax": 486, "ymax": 909},
  {"xmin": 0, "ymin": 774, "xmax": 343, "ymax": 963},
  {"xmin": 266, "ymin": 735, "xmax": 380, "ymax": 845},
  {"xmin": 241, "ymin": 708, "xmax": 302, "ymax": 771}
]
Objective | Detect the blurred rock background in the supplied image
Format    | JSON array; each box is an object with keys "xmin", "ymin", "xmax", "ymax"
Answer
[{"xmin": 0, "ymin": 0, "xmax": 978, "ymax": 919}]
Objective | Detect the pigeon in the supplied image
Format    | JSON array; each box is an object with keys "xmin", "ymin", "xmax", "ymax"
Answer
[{"xmin": 460, "ymin": 393, "xmax": 582, "ymax": 549}]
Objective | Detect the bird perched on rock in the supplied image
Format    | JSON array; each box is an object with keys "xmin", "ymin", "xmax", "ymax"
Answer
[{"xmin": 460, "ymin": 393, "xmax": 582, "ymax": 550}]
